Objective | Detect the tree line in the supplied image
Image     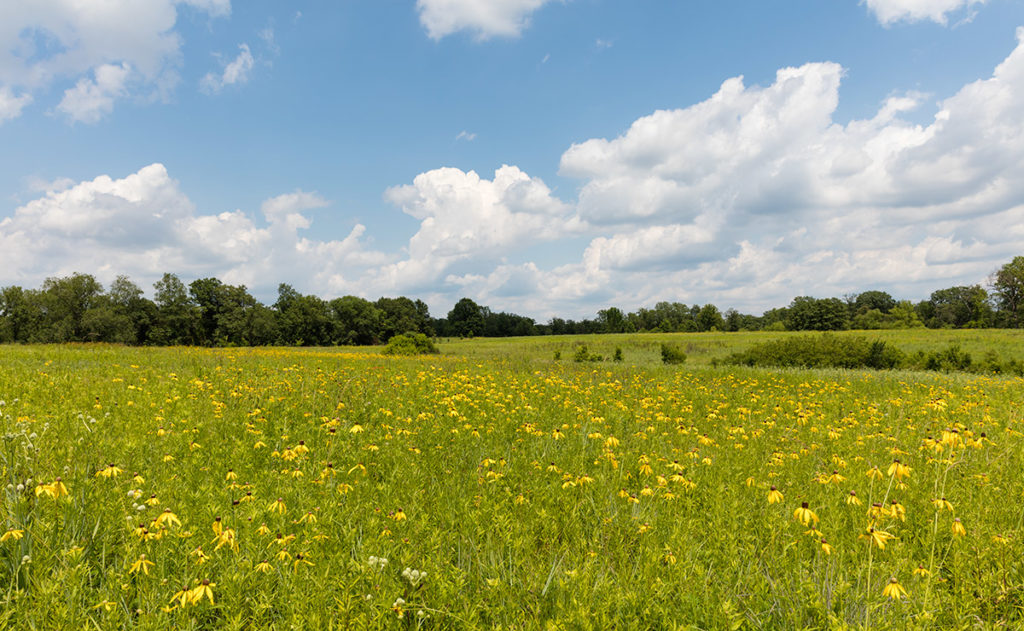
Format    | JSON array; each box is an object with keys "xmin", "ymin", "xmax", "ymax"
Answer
[{"xmin": 1, "ymin": 257, "xmax": 1022, "ymax": 346}]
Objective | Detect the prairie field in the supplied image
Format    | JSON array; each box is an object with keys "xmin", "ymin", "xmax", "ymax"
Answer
[{"xmin": 1, "ymin": 332, "xmax": 1024, "ymax": 629}]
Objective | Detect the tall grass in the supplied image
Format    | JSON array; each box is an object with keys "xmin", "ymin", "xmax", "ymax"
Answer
[{"xmin": 0, "ymin": 338, "xmax": 1021, "ymax": 628}]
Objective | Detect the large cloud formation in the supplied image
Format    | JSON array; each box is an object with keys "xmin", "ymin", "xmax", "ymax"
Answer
[
  {"xmin": 4, "ymin": 30, "xmax": 1024, "ymax": 318},
  {"xmin": 0, "ymin": 164, "xmax": 387, "ymax": 296},
  {"xmin": 459, "ymin": 28, "xmax": 1024, "ymax": 315},
  {"xmin": 0, "ymin": 0, "xmax": 230, "ymax": 123}
]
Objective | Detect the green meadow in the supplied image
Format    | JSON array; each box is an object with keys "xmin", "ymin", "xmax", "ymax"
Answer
[{"xmin": 1, "ymin": 330, "xmax": 1023, "ymax": 629}]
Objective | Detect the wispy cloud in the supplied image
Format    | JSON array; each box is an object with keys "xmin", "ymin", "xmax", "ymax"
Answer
[{"xmin": 200, "ymin": 44, "xmax": 255, "ymax": 94}]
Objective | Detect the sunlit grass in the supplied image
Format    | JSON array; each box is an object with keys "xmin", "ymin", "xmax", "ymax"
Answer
[
  {"xmin": 1, "ymin": 337, "xmax": 1023, "ymax": 628},
  {"xmin": 438, "ymin": 328, "xmax": 1024, "ymax": 368}
]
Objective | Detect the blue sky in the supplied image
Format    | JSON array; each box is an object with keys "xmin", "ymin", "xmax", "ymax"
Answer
[{"xmin": 2, "ymin": 0, "xmax": 1023, "ymax": 319}]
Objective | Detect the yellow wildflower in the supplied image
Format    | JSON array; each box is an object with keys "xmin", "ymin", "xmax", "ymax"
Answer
[
  {"xmin": 882, "ymin": 577, "xmax": 907, "ymax": 600},
  {"xmin": 1, "ymin": 529, "xmax": 25, "ymax": 542},
  {"xmin": 793, "ymin": 502, "xmax": 819, "ymax": 527},
  {"xmin": 188, "ymin": 579, "xmax": 215, "ymax": 605},
  {"xmin": 887, "ymin": 459, "xmax": 911, "ymax": 481},
  {"xmin": 128, "ymin": 554, "xmax": 155, "ymax": 575},
  {"xmin": 155, "ymin": 508, "xmax": 181, "ymax": 529}
]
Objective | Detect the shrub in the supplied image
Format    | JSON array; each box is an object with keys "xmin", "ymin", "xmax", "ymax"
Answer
[
  {"xmin": 573, "ymin": 345, "xmax": 603, "ymax": 362},
  {"xmin": 660, "ymin": 343, "xmax": 687, "ymax": 365},
  {"xmin": 912, "ymin": 344, "xmax": 972, "ymax": 372},
  {"xmin": 906, "ymin": 347, "xmax": 1023, "ymax": 375},
  {"xmin": 613, "ymin": 347, "xmax": 624, "ymax": 362},
  {"xmin": 722, "ymin": 334, "xmax": 904, "ymax": 370},
  {"xmin": 382, "ymin": 332, "xmax": 439, "ymax": 356}
]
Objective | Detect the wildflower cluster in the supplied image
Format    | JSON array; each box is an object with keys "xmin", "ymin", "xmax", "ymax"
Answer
[{"xmin": 0, "ymin": 340, "xmax": 1018, "ymax": 629}]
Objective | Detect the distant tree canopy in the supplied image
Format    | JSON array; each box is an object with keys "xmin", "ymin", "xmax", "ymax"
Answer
[
  {"xmin": 1, "ymin": 256, "xmax": 1023, "ymax": 346},
  {"xmin": 447, "ymin": 298, "xmax": 486, "ymax": 337},
  {"xmin": 992, "ymin": 256, "xmax": 1024, "ymax": 328},
  {"xmin": 787, "ymin": 296, "xmax": 849, "ymax": 332}
]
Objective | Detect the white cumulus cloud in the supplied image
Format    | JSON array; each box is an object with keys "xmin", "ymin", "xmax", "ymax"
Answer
[
  {"xmin": 0, "ymin": 0, "xmax": 229, "ymax": 124},
  {"xmin": 6, "ymin": 30, "xmax": 1024, "ymax": 320},
  {"xmin": 864, "ymin": 0, "xmax": 987, "ymax": 25},
  {"xmin": 0, "ymin": 164, "xmax": 388, "ymax": 297},
  {"xmin": 385, "ymin": 165, "xmax": 576, "ymax": 260},
  {"xmin": 416, "ymin": 0, "xmax": 557, "ymax": 40},
  {"xmin": 534, "ymin": 27, "xmax": 1024, "ymax": 315},
  {"xmin": 376, "ymin": 165, "xmax": 580, "ymax": 293},
  {"xmin": 0, "ymin": 86, "xmax": 32, "ymax": 122},
  {"xmin": 57, "ymin": 63, "xmax": 132, "ymax": 123}
]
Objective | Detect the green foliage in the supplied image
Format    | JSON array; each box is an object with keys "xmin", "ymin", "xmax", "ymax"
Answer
[
  {"xmin": 899, "ymin": 344, "xmax": 1022, "ymax": 375},
  {"xmin": 722, "ymin": 334, "xmax": 905, "ymax": 369},
  {"xmin": 851, "ymin": 290, "xmax": 897, "ymax": 315},
  {"xmin": 382, "ymin": 332, "xmax": 439, "ymax": 355},
  {"xmin": 721, "ymin": 334, "xmax": 1024, "ymax": 375},
  {"xmin": 274, "ymin": 284, "xmax": 333, "ymax": 346},
  {"xmin": 613, "ymin": 347, "xmax": 623, "ymax": 362},
  {"xmin": 597, "ymin": 307, "xmax": 626, "ymax": 333},
  {"xmin": 695, "ymin": 304, "xmax": 725, "ymax": 332},
  {"xmin": 330, "ymin": 295, "xmax": 384, "ymax": 345},
  {"xmin": 152, "ymin": 273, "xmax": 197, "ymax": 345},
  {"xmin": 4, "ymin": 254, "xmax": 1024, "ymax": 348},
  {"xmin": 992, "ymin": 256, "xmax": 1024, "ymax": 327},
  {"xmin": 660, "ymin": 343, "xmax": 687, "ymax": 365},
  {"xmin": 976, "ymin": 350, "xmax": 1024, "ymax": 376},
  {"xmin": 573, "ymin": 345, "xmax": 603, "ymax": 362},
  {"xmin": 448, "ymin": 297, "xmax": 486, "ymax": 337},
  {"xmin": 887, "ymin": 300, "xmax": 925, "ymax": 329},
  {"xmin": 377, "ymin": 297, "xmax": 434, "ymax": 341},
  {"xmin": 787, "ymin": 296, "xmax": 849, "ymax": 331},
  {"xmin": 851, "ymin": 300, "xmax": 925, "ymax": 330},
  {"xmin": 915, "ymin": 344, "xmax": 973, "ymax": 372},
  {"xmin": 927, "ymin": 285, "xmax": 993, "ymax": 328}
]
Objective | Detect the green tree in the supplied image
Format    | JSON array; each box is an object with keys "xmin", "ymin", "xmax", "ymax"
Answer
[
  {"xmin": 482, "ymin": 310, "xmax": 537, "ymax": 337},
  {"xmin": 330, "ymin": 296, "xmax": 383, "ymax": 345},
  {"xmin": 723, "ymin": 309, "xmax": 743, "ymax": 332},
  {"xmin": 887, "ymin": 300, "xmax": 925, "ymax": 329},
  {"xmin": 850, "ymin": 290, "xmax": 896, "ymax": 315},
  {"xmin": 448, "ymin": 298, "xmax": 486, "ymax": 337},
  {"xmin": 80, "ymin": 296, "xmax": 134, "ymax": 343},
  {"xmin": 695, "ymin": 304, "xmax": 725, "ymax": 332},
  {"xmin": 761, "ymin": 307, "xmax": 789, "ymax": 330},
  {"xmin": 274, "ymin": 284, "xmax": 334, "ymax": 346},
  {"xmin": 152, "ymin": 273, "xmax": 197, "ymax": 345},
  {"xmin": 0, "ymin": 286, "xmax": 42, "ymax": 343},
  {"xmin": 991, "ymin": 256, "xmax": 1024, "ymax": 327},
  {"xmin": 108, "ymin": 275, "xmax": 158, "ymax": 344},
  {"xmin": 248, "ymin": 304, "xmax": 280, "ymax": 346},
  {"xmin": 850, "ymin": 309, "xmax": 886, "ymax": 330},
  {"xmin": 787, "ymin": 297, "xmax": 849, "ymax": 331},
  {"xmin": 596, "ymin": 307, "xmax": 626, "ymax": 334},
  {"xmin": 38, "ymin": 273, "xmax": 106, "ymax": 342},
  {"xmin": 377, "ymin": 297, "xmax": 433, "ymax": 341},
  {"xmin": 214, "ymin": 284, "xmax": 264, "ymax": 345},
  {"xmin": 928, "ymin": 285, "xmax": 993, "ymax": 328},
  {"xmin": 189, "ymin": 277, "xmax": 226, "ymax": 345}
]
